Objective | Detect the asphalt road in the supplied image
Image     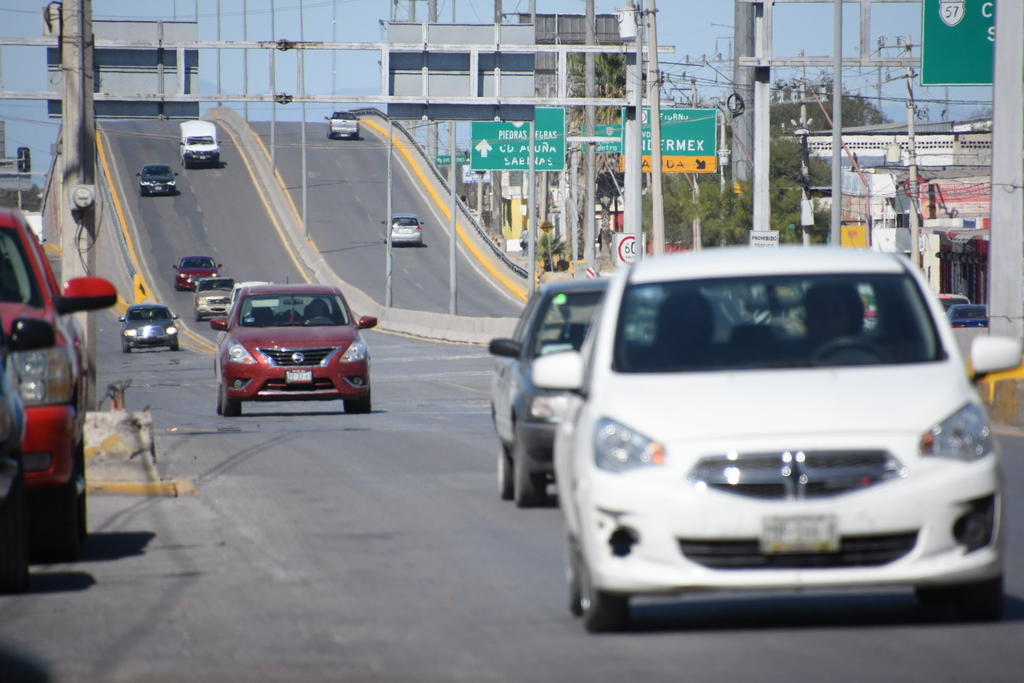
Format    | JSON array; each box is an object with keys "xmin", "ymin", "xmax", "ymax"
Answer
[{"xmin": 2, "ymin": 323, "xmax": 1024, "ymax": 682}]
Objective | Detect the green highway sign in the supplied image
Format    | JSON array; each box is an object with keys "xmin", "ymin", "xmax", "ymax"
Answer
[
  {"xmin": 470, "ymin": 107, "xmax": 566, "ymax": 171},
  {"xmin": 602, "ymin": 108, "xmax": 719, "ymax": 173},
  {"xmin": 921, "ymin": 0, "xmax": 994, "ymax": 85},
  {"xmin": 435, "ymin": 154, "xmax": 469, "ymax": 166},
  {"xmin": 594, "ymin": 123, "xmax": 623, "ymax": 154}
]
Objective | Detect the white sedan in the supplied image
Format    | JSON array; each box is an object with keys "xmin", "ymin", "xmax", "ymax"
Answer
[{"xmin": 533, "ymin": 246, "xmax": 1021, "ymax": 632}]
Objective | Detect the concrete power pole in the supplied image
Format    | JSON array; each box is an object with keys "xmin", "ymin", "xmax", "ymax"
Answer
[
  {"xmin": 989, "ymin": 0, "xmax": 1024, "ymax": 340},
  {"xmin": 61, "ymin": 0, "xmax": 97, "ymax": 407},
  {"xmin": 584, "ymin": 0, "xmax": 597, "ymax": 269},
  {"xmin": 623, "ymin": 0, "xmax": 644, "ymax": 252},
  {"xmin": 732, "ymin": 0, "xmax": 754, "ymax": 184},
  {"xmin": 646, "ymin": 0, "xmax": 665, "ymax": 257},
  {"xmin": 61, "ymin": 0, "xmax": 95, "ymax": 282},
  {"xmin": 426, "ymin": 0, "xmax": 439, "ymax": 166}
]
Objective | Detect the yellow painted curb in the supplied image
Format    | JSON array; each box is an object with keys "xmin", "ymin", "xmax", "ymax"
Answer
[{"xmin": 87, "ymin": 478, "xmax": 198, "ymax": 497}]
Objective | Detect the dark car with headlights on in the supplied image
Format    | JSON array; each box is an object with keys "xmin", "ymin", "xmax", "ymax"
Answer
[
  {"xmin": 136, "ymin": 164, "xmax": 178, "ymax": 196},
  {"xmin": 210, "ymin": 283, "xmax": 377, "ymax": 417},
  {"xmin": 173, "ymin": 255, "xmax": 221, "ymax": 291},
  {"xmin": 488, "ymin": 278, "xmax": 607, "ymax": 506},
  {"xmin": 119, "ymin": 304, "xmax": 180, "ymax": 352}
]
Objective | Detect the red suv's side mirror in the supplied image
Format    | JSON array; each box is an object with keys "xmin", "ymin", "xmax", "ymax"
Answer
[{"xmin": 56, "ymin": 276, "xmax": 117, "ymax": 313}]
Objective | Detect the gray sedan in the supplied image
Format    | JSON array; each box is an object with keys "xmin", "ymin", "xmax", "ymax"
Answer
[{"xmin": 119, "ymin": 303, "xmax": 180, "ymax": 352}]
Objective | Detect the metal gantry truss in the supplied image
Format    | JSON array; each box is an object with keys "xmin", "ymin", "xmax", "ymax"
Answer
[{"xmin": 0, "ymin": 36, "xmax": 670, "ymax": 110}]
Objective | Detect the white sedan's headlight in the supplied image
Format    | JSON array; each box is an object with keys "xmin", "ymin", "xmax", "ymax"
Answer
[
  {"xmin": 593, "ymin": 417, "xmax": 666, "ymax": 472},
  {"xmin": 341, "ymin": 335, "xmax": 368, "ymax": 362},
  {"xmin": 227, "ymin": 340, "xmax": 256, "ymax": 364},
  {"xmin": 919, "ymin": 403, "xmax": 994, "ymax": 461}
]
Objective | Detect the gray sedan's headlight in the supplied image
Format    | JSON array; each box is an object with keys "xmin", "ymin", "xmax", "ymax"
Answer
[
  {"xmin": 530, "ymin": 394, "xmax": 569, "ymax": 421},
  {"xmin": 123, "ymin": 329, "xmax": 138, "ymax": 337},
  {"xmin": 594, "ymin": 417, "xmax": 667, "ymax": 472},
  {"xmin": 920, "ymin": 403, "xmax": 994, "ymax": 461}
]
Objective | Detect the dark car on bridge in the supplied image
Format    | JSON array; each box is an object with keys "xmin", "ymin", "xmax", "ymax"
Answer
[
  {"xmin": 136, "ymin": 164, "xmax": 178, "ymax": 196},
  {"xmin": 210, "ymin": 283, "xmax": 377, "ymax": 417},
  {"xmin": 488, "ymin": 278, "xmax": 608, "ymax": 507},
  {"xmin": 173, "ymin": 255, "xmax": 221, "ymax": 291}
]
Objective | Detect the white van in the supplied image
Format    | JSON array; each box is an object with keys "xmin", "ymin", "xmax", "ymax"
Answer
[{"xmin": 180, "ymin": 120, "xmax": 220, "ymax": 169}]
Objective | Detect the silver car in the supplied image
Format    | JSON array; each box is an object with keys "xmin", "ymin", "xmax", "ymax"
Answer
[
  {"xmin": 389, "ymin": 213, "xmax": 424, "ymax": 247},
  {"xmin": 120, "ymin": 303, "xmax": 180, "ymax": 352},
  {"xmin": 193, "ymin": 276, "xmax": 235, "ymax": 321}
]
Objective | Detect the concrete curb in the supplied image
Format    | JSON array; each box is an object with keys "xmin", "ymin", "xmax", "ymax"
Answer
[{"xmin": 84, "ymin": 410, "xmax": 195, "ymax": 497}]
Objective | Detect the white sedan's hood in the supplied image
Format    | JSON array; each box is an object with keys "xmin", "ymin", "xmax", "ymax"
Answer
[{"xmin": 591, "ymin": 362, "xmax": 974, "ymax": 442}]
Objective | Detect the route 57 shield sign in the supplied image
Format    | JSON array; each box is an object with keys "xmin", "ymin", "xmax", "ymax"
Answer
[{"xmin": 939, "ymin": 0, "xmax": 966, "ymax": 27}]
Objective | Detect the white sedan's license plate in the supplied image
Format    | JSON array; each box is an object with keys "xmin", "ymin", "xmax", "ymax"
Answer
[
  {"xmin": 760, "ymin": 515, "xmax": 839, "ymax": 554},
  {"xmin": 285, "ymin": 369, "xmax": 313, "ymax": 383}
]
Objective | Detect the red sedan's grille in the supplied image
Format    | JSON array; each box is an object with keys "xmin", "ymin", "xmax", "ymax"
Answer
[{"xmin": 259, "ymin": 346, "xmax": 337, "ymax": 366}]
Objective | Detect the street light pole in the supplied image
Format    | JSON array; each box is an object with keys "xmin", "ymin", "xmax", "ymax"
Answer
[{"xmin": 621, "ymin": 0, "xmax": 644, "ymax": 257}]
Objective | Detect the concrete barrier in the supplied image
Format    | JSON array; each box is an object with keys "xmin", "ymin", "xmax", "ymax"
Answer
[{"xmin": 84, "ymin": 410, "xmax": 195, "ymax": 496}]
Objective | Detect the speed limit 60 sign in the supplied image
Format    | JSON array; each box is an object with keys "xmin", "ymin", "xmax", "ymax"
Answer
[{"xmin": 614, "ymin": 233, "xmax": 646, "ymax": 266}]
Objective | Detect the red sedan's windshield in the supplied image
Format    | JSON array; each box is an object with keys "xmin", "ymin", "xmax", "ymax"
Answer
[{"xmin": 239, "ymin": 293, "xmax": 349, "ymax": 327}]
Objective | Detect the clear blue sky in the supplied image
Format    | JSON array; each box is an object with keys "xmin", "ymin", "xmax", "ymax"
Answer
[{"xmin": 0, "ymin": 0, "xmax": 993, "ymax": 183}]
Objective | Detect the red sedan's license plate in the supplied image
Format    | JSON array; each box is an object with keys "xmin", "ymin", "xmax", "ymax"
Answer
[
  {"xmin": 760, "ymin": 515, "xmax": 839, "ymax": 554},
  {"xmin": 285, "ymin": 369, "xmax": 313, "ymax": 384}
]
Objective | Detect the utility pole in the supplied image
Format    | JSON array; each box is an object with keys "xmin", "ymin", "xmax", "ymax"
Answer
[
  {"xmin": 299, "ymin": 0, "xmax": 308, "ymax": 237},
  {"xmin": 905, "ymin": 63, "xmax": 920, "ymax": 268},
  {"xmin": 829, "ymin": 0, "xmax": 842, "ymax": 246},
  {"xmin": 623, "ymin": 0, "xmax": 644, "ymax": 254},
  {"xmin": 243, "ymin": 0, "xmax": 249, "ymax": 120},
  {"xmin": 646, "ymin": 0, "xmax": 665, "ymax": 257},
  {"xmin": 797, "ymin": 63, "xmax": 812, "ymax": 246},
  {"xmin": 732, "ymin": 0, "xmax": 754, "ymax": 184},
  {"xmin": 584, "ymin": 0, "xmax": 597, "ymax": 268},
  {"xmin": 427, "ymin": 0, "xmax": 439, "ymax": 165},
  {"xmin": 270, "ymin": 0, "xmax": 276, "ymax": 171},
  {"xmin": 491, "ymin": 0, "xmax": 505, "ymax": 247},
  {"xmin": 62, "ymin": 0, "xmax": 95, "ymax": 282},
  {"xmin": 989, "ymin": 0, "xmax": 1024, "ymax": 339}
]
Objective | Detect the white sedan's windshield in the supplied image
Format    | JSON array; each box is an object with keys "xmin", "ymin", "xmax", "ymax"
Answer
[{"xmin": 614, "ymin": 273, "xmax": 944, "ymax": 372}]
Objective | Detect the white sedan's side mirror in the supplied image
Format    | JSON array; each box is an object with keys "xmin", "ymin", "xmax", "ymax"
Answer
[{"xmin": 532, "ymin": 350, "xmax": 585, "ymax": 392}]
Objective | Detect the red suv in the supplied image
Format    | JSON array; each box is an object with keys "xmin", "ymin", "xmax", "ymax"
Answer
[
  {"xmin": 0, "ymin": 208, "xmax": 117, "ymax": 561},
  {"xmin": 210, "ymin": 283, "xmax": 376, "ymax": 416},
  {"xmin": 173, "ymin": 255, "xmax": 221, "ymax": 291}
]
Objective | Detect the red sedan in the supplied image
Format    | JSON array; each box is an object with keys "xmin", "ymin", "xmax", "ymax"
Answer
[
  {"xmin": 173, "ymin": 255, "xmax": 221, "ymax": 291},
  {"xmin": 210, "ymin": 283, "xmax": 376, "ymax": 416}
]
